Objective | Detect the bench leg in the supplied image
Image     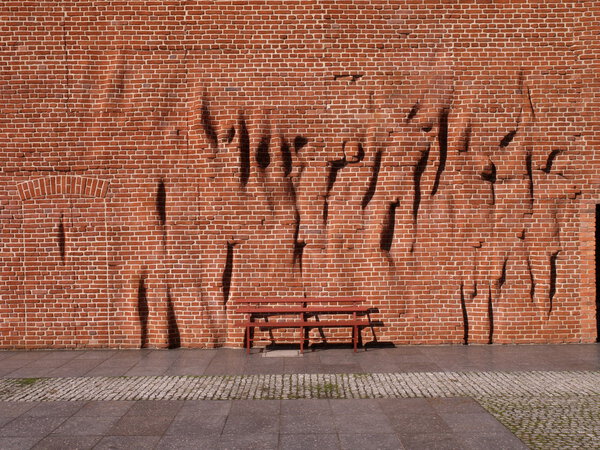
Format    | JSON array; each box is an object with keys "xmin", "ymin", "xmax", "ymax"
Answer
[
  {"xmin": 359, "ymin": 325, "xmax": 365, "ymax": 351},
  {"xmin": 352, "ymin": 312, "xmax": 357, "ymax": 352},
  {"xmin": 246, "ymin": 325, "xmax": 251, "ymax": 354},
  {"xmin": 299, "ymin": 312, "xmax": 305, "ymax": 354}
]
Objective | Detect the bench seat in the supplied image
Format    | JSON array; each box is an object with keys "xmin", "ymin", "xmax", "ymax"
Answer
[
  {"xmin": 237, "ymin": 306, "xmax": 370, "ymax": 314},
  {"xmin": 243, "ymin": 320, "xmax": 371, "ymax": 328}
]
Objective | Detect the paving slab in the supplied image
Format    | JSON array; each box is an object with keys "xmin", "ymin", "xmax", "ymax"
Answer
[
  {"xmin": 178, "ymin": 400, "xmax": 232, "ymax": 417},
  {"xmin": 203, "ymin": 351, "xmax": 249, "ymax": 375},
  {"xmin": 124, "ymin": 400, "xmax": 183, "ymax": 417},
  {"xmin": 280, "ymin": 412, "xmax": 336, "ymax": 434},
  {"xmin": 31, "ymin": 435, "xmax": 101, "ymax": 450},
  {"xmin": 0, "ymin": 437, "xmax": 41, "ymax": 450},
  {"xmin": 72, "ymin": 351, "xmax": 117, "ymax": 361},
  {"xmin": 83, "ymin": 363, "xmax": 139, "ymax": 377},
  {"xmin": 73, "ymin": 400, "xmax": 134, "ymax": 417},
  {"xmin": 109, "ymin": 414, "xmax": 173, "ymax": 436},
  {"xmin": 278, "ymin": 433, "xmax": 339, "ymax": 450},
  {"xmin": 0, "ymin": 417, "xmax": 13, "ymax": 429},
  {"xmin": 50, "ymin": 415, "xmax": 119, "ymax": 437},
  {"xmin": 339, "ymin": 433, "xmax": 405, "ymax": 450},
  {"xmin": 399, "ymin": 432, "xmax": 463, "ymax": 450},
  {"xmin": 390, "ymin": 412, "xmax": 453, "ymax": 437},
  {"xmin": 231, "ymin": 399, "xmax": 280, "ymax": 414},
  {"xmin": 0, "ymin": 402, "xmax": 37, "ymax": 418},
  {"xmin": 93, "ymin": 435, "xmax": 161, "ymax": 450},
  {"xmin": 378, "ymin": 397, "xmax": 435, "ymax": 415},
  {"xmin": 329, "ymin": 398, "xmax": 384, "ymax": 415},
  {"xmin": 334, "ymin": 412, "xmax": 396, "ymax": 434},
  {"xmin": 155, "ymin": 435, "xmax": 217, "ymax": 450},
  {"xmin": 124, "ymin": 364, "xmax": 172, "ymax": 376},
  {"xmin": 222, "ymin": 412, "xmax": 279, "ymax": 435},
  {"xmin": 244, "ymin": 357, "xmax": 286, "ymax": 374},
  {"xmin": 217, "ymin": 432, "xmax": 279, "ymax": 450},
  {"xmin": 23, "ymin": 401, "xmax": 85, "ymax": 417},
  {"xmin": 45, "ymin": 360, "xmax": 104, "ymax": 378},
  {"xmin": 280, "ymin": 398, "xmax": 331, "ymax": 415},
  {"xmin": 0, "ymin": 416, "xmax": 68, "ymax": 437},
  {"xmin": 166, "ymin": 414, "xmax": 226, "ymax": 436}
]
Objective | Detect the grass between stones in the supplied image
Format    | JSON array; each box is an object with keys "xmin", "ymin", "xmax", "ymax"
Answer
[{"xmin": 0, "ymin": 372, "xmax": 598, "ymax": 448}]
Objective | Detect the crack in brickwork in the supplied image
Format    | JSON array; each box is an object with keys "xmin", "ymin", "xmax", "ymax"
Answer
[
  {"xmin": 1, "ymin": 0, "xmax": 597, "ymax": 348},
  {"xmin": 57, "ymin": 214, "xmax": 66, "ymax": 263}
]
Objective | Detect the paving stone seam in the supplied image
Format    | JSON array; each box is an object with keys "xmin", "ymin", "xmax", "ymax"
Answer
[{"xmin": 0, "ymin": 371, "xmax": 599, "ymax": 402}]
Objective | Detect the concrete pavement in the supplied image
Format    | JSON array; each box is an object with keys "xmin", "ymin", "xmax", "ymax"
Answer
[{"xmin": 0, "ymin": 344, "xmax": 598, "ymax": 449}]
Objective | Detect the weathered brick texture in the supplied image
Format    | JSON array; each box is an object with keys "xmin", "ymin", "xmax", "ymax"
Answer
[{"xmin": 1, "ymin": 1, "xmax": 598, "ymax": 348}]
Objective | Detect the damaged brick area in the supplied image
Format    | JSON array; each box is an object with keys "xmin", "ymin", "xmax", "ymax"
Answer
[{"xmin": 0, "ymin": 1, "xmax": 597, "ymax": 349}]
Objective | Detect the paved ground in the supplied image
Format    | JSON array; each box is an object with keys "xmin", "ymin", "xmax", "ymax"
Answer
[{"xmin": 0, "ymin": 344, "xmax": 598, "ymax": 449}]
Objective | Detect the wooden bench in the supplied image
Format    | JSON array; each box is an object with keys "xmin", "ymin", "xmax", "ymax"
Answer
[{"xmin": 237, "ymin": 297, "xmax": 372, "ymax": 354}]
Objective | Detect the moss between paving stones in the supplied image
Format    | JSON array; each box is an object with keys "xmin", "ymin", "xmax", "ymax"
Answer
[
  {"xmin": 14, "ymin": 378, "xmax": 40, "ymax": 386},
  {"xmin": 1, "ymin": 372, "xmax": 599, "ymax": 448}
]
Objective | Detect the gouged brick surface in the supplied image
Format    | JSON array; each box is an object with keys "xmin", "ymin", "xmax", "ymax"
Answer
[{"xmin": 1, "ymin": 1, "xmax": 599, "ymax": 348}]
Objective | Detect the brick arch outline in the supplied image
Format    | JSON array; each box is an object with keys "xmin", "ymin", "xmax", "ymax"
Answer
[
  {"xmin": 17, "ymin": 174, "xmax": 112, "ymax": 347},
  {"xmin": 17, "ymin": 175, "xmax": 110, "ymax": 201}
]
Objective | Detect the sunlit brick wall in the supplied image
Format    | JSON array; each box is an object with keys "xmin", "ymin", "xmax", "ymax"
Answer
[{"xmin": 1, "ymin": 1, "xmax": 598, "ymax": 348}]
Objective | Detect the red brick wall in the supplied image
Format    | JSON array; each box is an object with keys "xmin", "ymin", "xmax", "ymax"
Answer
[{"xmin": 1, "ymin": 1, "xmax": 598, "ymax": 348}]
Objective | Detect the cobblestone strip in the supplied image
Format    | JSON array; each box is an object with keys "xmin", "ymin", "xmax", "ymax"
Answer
[
  {"xmin": 1, "ymin": 371, "xmax": 599, "ymax": 402},
  {"xmin": 479, "ymin": 395, "xmax": 600, "ymax": 450}
]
